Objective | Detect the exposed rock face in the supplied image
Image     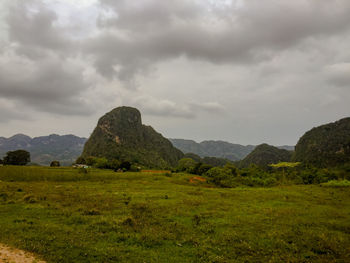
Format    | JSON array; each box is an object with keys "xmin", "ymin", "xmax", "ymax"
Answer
[
  {"xmin": 81, "ymin": 106, "xmax": 184, "ymax": 168},
  {"xmin": 293, "ymin": 117, "xmax": 350, "ymax": 167},
  {"xmin": 239, "ymin": 143, "xmax": 292, "ymax": 168}
]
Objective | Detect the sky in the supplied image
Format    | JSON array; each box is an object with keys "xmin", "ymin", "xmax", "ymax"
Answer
[{"xmin": 0, "ymin": 0, "xmax": 349, "ymax": 145}]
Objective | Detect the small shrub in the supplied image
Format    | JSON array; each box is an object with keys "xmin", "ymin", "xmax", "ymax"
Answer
[
  {"xmin": 0, "ymin": 193, "xmax": 9, "ymax": 201},
  {"xmin": 122, "ymin": 217, "xmax": 135, "ymax": 227},
  {"xmin": 23, "ymin": 194, "xmax": 37, "ymax": 203},
  {"xmin": 321, "ymin": 180, "xmax": 350, "ymax": 188},
  {"xmin": 50, "ymin": 161, "xmax": 60, "ymax": 167},
  {"xmin": 83, "ymin": 209, "xmax": 101, "ymax": 216}
]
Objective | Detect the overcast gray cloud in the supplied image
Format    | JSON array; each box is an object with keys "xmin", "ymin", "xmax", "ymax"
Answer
[
  {"xmin": 0, "ymin": 0, "xmax": 349, "ymax": 145},
  {"xmin": 88, "ymin": 0, "xmax": 350, "ymax": 80}
]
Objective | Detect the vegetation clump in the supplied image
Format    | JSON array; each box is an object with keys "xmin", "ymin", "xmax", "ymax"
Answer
[
  {"xmin": 50, "ymin": 161, "xmax": 60, "ymax": 167},
  {"xmin": 321, "ymin": 179, "xmax": 350, "ymax": 188}
]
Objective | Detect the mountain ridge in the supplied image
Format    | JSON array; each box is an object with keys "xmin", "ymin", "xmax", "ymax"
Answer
[
  {"xmin": 0, "ymin": 134, "xmax": 87, "ymax": 166},
  {"xmin": 170, "ymin": 138, "xmax": 294, "ymax": 161}
]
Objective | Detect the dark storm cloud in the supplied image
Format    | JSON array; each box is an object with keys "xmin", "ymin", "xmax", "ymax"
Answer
[
  {"xmin": 0, "ymin": 55, "xmax": 92, "ymax": 115},
  {"xmin": 86, "ymin": 0, "xmax": 350, "ymax": 80},
  {"xmin": 0, "ymin": 0, "xmax": 93, "ymax": 117},
  {"xmin": 7, "ymin": 0, "xmax": 72, "ymax": 57}
]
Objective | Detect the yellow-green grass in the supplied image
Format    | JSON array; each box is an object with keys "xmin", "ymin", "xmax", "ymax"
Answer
[{"xmin": 0, "ymin": 166, "xmax": 349, "ymax": 262}]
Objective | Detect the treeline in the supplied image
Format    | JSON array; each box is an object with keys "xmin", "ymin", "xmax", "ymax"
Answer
[
  {"xmin": 175, "ymin": 156, "xmax": 350, "ymax": 187},
  {"xmin": 75, "ymin": 156, "xmax": 140, "ymax": 172}
]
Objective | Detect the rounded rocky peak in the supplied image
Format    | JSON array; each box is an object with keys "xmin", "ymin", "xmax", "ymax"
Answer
[{"xmin": 99, "ymin": 106, "xmax": 142, "ymax": 128}]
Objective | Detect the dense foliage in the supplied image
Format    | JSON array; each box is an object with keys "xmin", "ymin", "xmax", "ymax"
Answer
[
  {"xmin": 176, "ymin": 154, "xmax": 349, "ymax": 188},
  {"xmin": 3, "ymin": 150, "xmax": 30, "ymax": 166},
  {"xmin": 294, "ymin": 117, "xmax": 350, "ymax": 167},
  {"xmin": 77, "ymin": 156, "xmax": 139, "ymax": 172},
  {"xmin": 81, "ymin": 107, "xmax": 184, "ymax": 169}
]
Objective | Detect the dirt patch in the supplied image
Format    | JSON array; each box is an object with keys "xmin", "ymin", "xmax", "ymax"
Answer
[
  {"xmin": 0, "ymin": 244, "xmax": 45, "ymax": 263},
  {"xmin": 189, "ymin": 176, "xmax": 207, "ymax": 183}
]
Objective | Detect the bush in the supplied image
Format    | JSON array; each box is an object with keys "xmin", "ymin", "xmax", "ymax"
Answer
[
  {"xmin": 176, "ymin": 158, "xmax": 198, "ymax": 173},
  {"xmin": 196, "ymin": 164, "xmax": 213, "ymax": 175},
  {"xmin": 85, "ymin": 156, "xmax": 96, "ymax": 166},
  {"xmin": 120, "ymin": 161, "xmax": 131, "ymax": 171},
  {"xmin": 321, "ymin": 179, "xmax": 350, "ymax": 188},
  {"xmin": 75, "ymin": 157, "xmax": 86, "ymax": 165},
  {"xmin": 50, "ymin": 161, "xmax": 60, "ymax": 167},
  {"xmin": 94, "ymin": 158, "xmax": 109, "ymax": 169},
  {"xmin": 108, "ymin": 159, "xmax": 121, "ymax": 170},
  {"xmin": 205, "ymin": 167, "xmax": 236, "ymax": 188}
]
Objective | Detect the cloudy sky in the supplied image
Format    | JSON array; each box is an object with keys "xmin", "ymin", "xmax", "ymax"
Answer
[{"xmin": 0, "ymin": 0, "xmax": 349, "ymax": 145}]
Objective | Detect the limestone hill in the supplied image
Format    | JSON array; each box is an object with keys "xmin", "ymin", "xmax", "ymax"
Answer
[
  {"xmin": 81, "ymin": 107, "xmax": 184, "ymax": 168},
  {"xmin": 293, "ymin": 117, "xmax": 350, "ymax": 167},
  {"xmin": 239, "ymin": 143, "xmax": 292, "ymax": 168}
]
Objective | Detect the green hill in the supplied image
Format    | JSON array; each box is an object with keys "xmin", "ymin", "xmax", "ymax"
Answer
[
  {"xmin": 293, "ymin": 117, "xmax": 350, "ymax": 167},
  {"xmin": 81, "ymin": 106, "xmax": 184, "ymax": 168},
  {"xmin": 240, "ymin": 143, "xmax": 292, "ymax": 168}
]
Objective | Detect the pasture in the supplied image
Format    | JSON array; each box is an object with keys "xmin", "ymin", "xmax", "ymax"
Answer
[{"xmin": 0, "ymin": 166, "xmax": 349, "ymax": 262}]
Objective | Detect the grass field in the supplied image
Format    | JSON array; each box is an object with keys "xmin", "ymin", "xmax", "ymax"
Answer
[{"xmin": 0, "ymin": 166, "xmax": 350, "ymax": 262}]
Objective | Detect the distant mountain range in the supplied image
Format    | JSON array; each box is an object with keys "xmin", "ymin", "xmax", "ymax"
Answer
[
  {"xmin": 0, "ymin": 133, "xmax": 294, "ymax": 166},
  {"xmin": 0, "ymin": 134, "xmax": 87, "ymax": 166},
  {"xmin": 169, "ymin": 139, "xmax": 294, "ymax": 161}
]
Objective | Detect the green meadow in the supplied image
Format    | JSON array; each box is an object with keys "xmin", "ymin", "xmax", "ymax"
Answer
[{"xmin": 0, "ymin": 166, "xmax": 350, "ymax": 262}]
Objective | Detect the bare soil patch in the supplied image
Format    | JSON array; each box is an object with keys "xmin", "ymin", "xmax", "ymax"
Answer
[
  {"xmin": 0, "ymin": 244, "xmax": 45, "ymax": 263},
  {"xmin": 189, "ymin": 176, "xmax": 207, "ymax": 183}
]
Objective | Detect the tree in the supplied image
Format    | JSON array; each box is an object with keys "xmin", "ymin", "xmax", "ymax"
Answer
[
  {"xmin": 120, "ymin": 161, "xmax": 131, "ymax": 171},
  {"xmin": 108, "ymin": 159, "xmax": 121, "ymax": 171},
  {"xmin": 270, "ymin": 162, "xmax": 301, "ymax": 181},
  {"xmin": 94, "ymin": 157, "xmax": 109, "ymax": 169},
  {"xmin": 3, "ymin": 150, "xmax": 30, "ymax": 166},
  {"xmin": 50, "ymin": 161, "xmax": 61, "ymax": 167},
  {"xmin": 75, "ymin": 157, "xmax": 86, "ymax": 164},
  {"xmin": 177, "ymin": 158, "xmax": 197, "ymax": 172}
]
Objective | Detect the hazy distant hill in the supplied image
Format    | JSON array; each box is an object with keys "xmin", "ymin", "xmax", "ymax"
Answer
[
  {"xmin": 169, "ymin": 139, "xmax": 255, "ymax": 161},
  {"xmin": 81, "ymin": 107, "xmax": 184, "ymax": 168},
  {"xmin": 0, "ymin": 134, "xmax": 87, "ymax": 166},
  {"xmin": 293, "ymin": 117, "xmax": 350, "ymax": 167}
]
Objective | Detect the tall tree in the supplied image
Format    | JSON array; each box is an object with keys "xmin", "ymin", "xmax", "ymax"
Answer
[{"xmin": 4, "ymin": 150, "xmax": 31, "ymax": 166}]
